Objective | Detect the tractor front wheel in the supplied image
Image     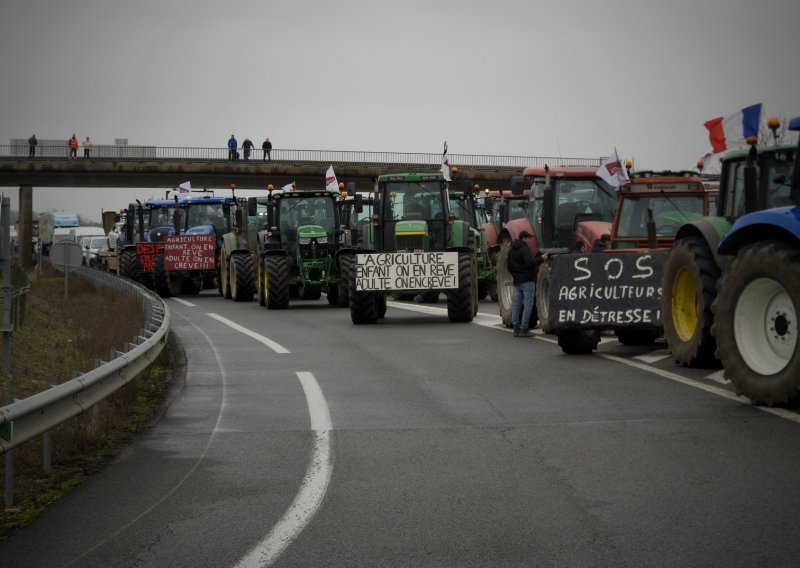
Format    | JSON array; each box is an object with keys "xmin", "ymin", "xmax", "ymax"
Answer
[
  {"xmin": 265, "ymin": 255, "xmax": 290, "ymax": 309},
  {"xmin": 661, "ymin": 236, "xmax": 720, "ymax": 367},
  {"xmin": 446, "ymin": 251, "xmax": 476, "ymax": 323},
  {"xmin": 496, "ymin": 239, "xmax": 514, "ymax": 327}
]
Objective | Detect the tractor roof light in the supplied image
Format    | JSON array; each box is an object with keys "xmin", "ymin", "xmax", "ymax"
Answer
[{"xmin": 768, "ymin": 116, "xmax": 781, "ymax": 132}]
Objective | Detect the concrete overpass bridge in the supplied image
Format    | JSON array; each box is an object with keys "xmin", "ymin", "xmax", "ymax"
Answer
[{"xmin": 1, "ymin": 144, "xmax": 603, "ymax": 266}]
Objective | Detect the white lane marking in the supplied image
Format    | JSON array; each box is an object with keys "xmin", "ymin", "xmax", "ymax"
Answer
[
  {"xmin": 705, "ymin": 369, "xmax": 731, "ymax": 384},
  {"xmin": 170, "ymin": 297, "xmax": 196, "ymax": 307},
  {"xmin": 634, "ymin": 349, "xmax": 672, "ymax": 364},
  {"xmin": 598, "ymin": 353, "xmax": 800, "ymax": 424},
  {"xmin": 234, "ymin": 372, "xmax": 333, "ymax": 568},
  {"xmin": 390, "ymin": 299, "xmax": 800, "ymax": 422},
  {"xmin": 206, "ymin": 313, "xmax": 290, "ymax": 354}
]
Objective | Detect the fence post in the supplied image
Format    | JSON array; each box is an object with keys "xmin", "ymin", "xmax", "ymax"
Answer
[{"xmin": 4, "ymin": 448, "xmax": 13, "ymax": 507}]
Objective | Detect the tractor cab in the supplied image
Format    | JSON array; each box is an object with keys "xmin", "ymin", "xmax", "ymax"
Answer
[{"xmin": 609, "ymin": 171, "xmax": 712, "ymax": 250}]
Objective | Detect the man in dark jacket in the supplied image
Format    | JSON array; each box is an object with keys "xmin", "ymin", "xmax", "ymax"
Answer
[{"xmin": 507, "ymin": 231, "xmax": 547, "ymax": 337}]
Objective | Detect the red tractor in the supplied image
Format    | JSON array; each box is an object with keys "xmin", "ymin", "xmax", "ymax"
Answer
[{"xmin": 495, "ymin": 165, "xmax": 618, "ymax": 327}]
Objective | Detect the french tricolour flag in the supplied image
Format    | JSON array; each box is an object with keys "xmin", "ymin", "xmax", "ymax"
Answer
[{"xmin": 703, "ymin": 103, "xmax": 762, "ymax": 154}]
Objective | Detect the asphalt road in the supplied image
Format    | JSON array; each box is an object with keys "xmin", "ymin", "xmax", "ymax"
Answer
[{"xmin": 2, "ymin": 292, "xmax": 800, "ymax": 568}]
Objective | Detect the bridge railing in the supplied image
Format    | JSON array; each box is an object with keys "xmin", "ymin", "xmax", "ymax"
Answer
[{"xmin": 1, "ymin": 144, "xmax": 603, "ymax": 170}]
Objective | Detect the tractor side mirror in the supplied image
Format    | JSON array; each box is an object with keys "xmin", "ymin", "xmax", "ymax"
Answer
[
  {"xmin": 510, "ymin": 176, "xmax": 527, "ymax": 195},
  {"xmin": 354, "ymin": 194, "xmax": 364, "ymax": 213}
]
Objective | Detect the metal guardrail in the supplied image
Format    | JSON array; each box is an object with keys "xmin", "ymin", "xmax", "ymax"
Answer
[
  {"xmin": 0, "ymin": 267, "xmax": 170, "ymax": 457},
  {"xmin": 1, "ymin": 144, "xmax": 604, "ymax": 170}
]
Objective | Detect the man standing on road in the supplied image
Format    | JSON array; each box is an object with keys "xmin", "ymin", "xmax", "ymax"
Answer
[{"xmin": 508, "ymin": 231, "xmax": 546, "ymax": 337}]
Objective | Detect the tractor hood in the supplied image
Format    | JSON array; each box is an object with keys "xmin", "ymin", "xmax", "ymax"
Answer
[
  {"xmin": 394, "ymin": 219, "xmax": 428, "ymax": 234},
  {"xmin": 297, "ymin": 225, "xmax": 327, "ymax": 240}
]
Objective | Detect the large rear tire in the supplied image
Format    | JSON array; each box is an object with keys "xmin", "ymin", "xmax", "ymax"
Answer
[
  {"xmin": 257, "ymin": 257, "xmax": 267, "ymax": 306},
  {"xmin": 231, "ymin": 252, "xmax": 255, "ymax": 302},
  {"xmin": 119, "ymin": 249, "xmax": 140, "ymax": 282},
  {"xmin": 265, "ymin": 255, "xmax": 290, "ymax": 309},
  {"xmin": 446, "ymin": 251, "xmax": 476, "ymax": 323},
  {"xmin": 661, "ymin": 236, "xmax": 721, "ymax": 367},
  {"xmin": 349, "ymin": 265, "xmax": 377, "ymax": 324},
  {"xmin": 496, "ymin": 239, "xmax": 514, "ymax": 327},
  {"xmin": 336, "ymin": 254, "xmax": 352, "ymax": 308},
  {"xmin": 713, "ymin": 241, "xmax": 800, "ymax": 406},
  {"xmin": 219, "ymin": 249, "xmax": 232, "ymax": 300},
  {"xmin": 153, "ymin": 252, "xmax": 171, "ymax": 298}
]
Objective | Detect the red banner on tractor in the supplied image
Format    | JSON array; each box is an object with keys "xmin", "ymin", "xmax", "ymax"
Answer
[{"xmin": 164, "ymin": 235, "xmax": 216, "ymax": 270}]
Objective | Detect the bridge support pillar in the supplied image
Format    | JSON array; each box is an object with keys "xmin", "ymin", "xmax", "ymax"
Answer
[{"xmin": 18, "ymin": 185, "xmax": 33, "ymax": 267}]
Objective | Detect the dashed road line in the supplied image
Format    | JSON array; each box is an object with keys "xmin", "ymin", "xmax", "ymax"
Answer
[{"xmin": 206, "ymin": 313, "xmax": 290, "ymax": 354}]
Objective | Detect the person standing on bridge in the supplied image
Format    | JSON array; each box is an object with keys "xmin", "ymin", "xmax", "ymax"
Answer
[
  {"xmin": 68, "ymin": 134, "xmax": 78, "ymax": 159},
  {"xmin": 28, "ymin": 134, "xmax": 37, "ymax": 158},
  {"xmin": 262, "ymin": 137, "xmax": 272, "ymax": 161},
  {"xmin": 508, "ymin": 231, "xmax": 546, "ymax": 337},
  {"xmin": 242, "ymin": 137, "xmax": 254, "ymax": 161},
  {"xmin": 228, "ymin": 134, "xmax": 238, "ymax": 161},
  {"xmin": 82, "ymin": 136, "xmax": 93, "ymax": 159}
]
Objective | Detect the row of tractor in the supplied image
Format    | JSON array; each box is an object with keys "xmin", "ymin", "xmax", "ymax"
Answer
[
  {"xmin": 495, "ymin": 117, "xmax": 800, "ymax": 407},
  {"xmin": 92, "ymin": 116, "xmax": 799, "ymax": 407}
]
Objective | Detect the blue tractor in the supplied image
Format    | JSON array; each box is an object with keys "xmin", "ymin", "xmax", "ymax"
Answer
[{"xmin": 711, "ymin": 116, "xmax": 800, "ymax": 405}]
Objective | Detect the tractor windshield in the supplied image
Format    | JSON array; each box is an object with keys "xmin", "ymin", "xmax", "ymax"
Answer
[
  {"xmin": 382, "ymin": 181, "xmax": 446, "ymax": 222},
  {"xmin": 721, "ymin": 152, "xmax": 794, "ymax": 217},
  {"xmin": 147, "ymin": 205, "xmax": 176, "ymax": 229},
  {"xmin": 616, "ymin": 194, "xmax": 706, "ymax": 237},
  {"xmin": 449, "ymin": 195, "xmax": 476, "ymax": 225},
  {"xmin": 186, "ymin": 203, "xmax": 228, "ymax": 232},
  {"xmin": 278, "ymin": 195, "xmax": 336, "ymax": 238},
  {"xmin": 529, "ymin": 177, "xmax": 617, "ymax": 245}
]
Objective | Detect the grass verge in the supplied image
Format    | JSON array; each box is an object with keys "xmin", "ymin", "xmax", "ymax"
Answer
[{"xmin": 0, "ymin": 264, "xmax": 174, "ymax": 540}]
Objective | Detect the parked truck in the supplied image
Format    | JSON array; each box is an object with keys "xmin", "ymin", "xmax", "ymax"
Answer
[
  {"xmin": 38, "ymin": 211, "xmax": 79, "ymax": 255},
  {"xmin": 347, "ymin": 172, "xmax": 478, "ymax": 324},
  {"xmin": 706, "ymin": 116, "xmax": 800, "ymax": 405}
]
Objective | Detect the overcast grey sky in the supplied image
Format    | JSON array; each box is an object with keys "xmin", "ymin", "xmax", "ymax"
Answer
[{"xmin": 2, "ymin": 0, "xmax": 799, "ymax": 222}]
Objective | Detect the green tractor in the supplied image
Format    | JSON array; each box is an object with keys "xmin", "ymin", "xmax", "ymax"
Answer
[
  {"xmin": 346, "ymin": 172, "xmax": 478, "ymax": 324},
  {"xmin": 257, "ymin": 186, "xmax": 343, "ymax": 308},
  {"xmin": 451, "ymin": 179, "xmax": 496, "ymax": 301},
  {"xmin": 334, "ymin": 190, "xmax": 375, "ymax": 306},
  {"xmin": 660, "ymin": 140, "xmax": 797, "ymax": 367},
  {"xmin": 219, "ymin": 190, "xmax": 271, "ymax": 302}
]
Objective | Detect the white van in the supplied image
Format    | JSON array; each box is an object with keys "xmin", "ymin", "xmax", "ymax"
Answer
[{"xmin": 69, "ymin": 226, "xmax": 106, "ymax": 242}]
